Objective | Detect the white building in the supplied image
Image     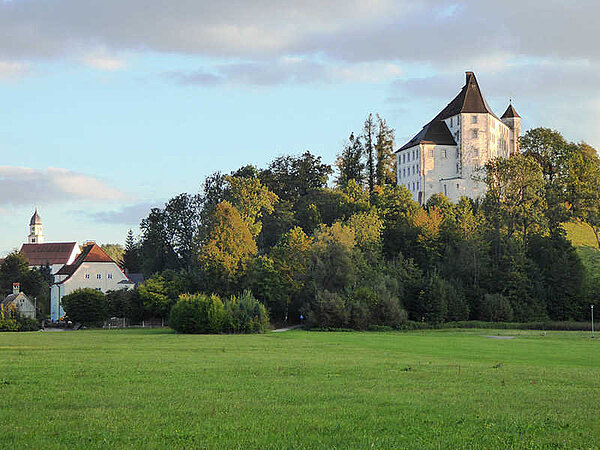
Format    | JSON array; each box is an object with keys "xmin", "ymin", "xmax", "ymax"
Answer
[
  {"xmin": 2, "ymin": 284, "xmax": 36, "ymax": 320},
  {"xmin": 396, "ymin": 72, "xmax": 521, "ymax": 204},
  {"xmin": 50, "ymin": 242, "xmax": 134, "ymax": 322}
]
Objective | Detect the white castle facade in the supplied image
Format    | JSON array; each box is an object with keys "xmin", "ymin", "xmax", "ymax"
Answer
[{"xmin": 396, "ymin": 72, "xmax": 521, "ymax": 204}]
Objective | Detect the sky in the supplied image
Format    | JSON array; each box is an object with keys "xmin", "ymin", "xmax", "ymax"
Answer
[{"xmin": 1, "ymin": 0, "xmax": 599, "ymax": 256}]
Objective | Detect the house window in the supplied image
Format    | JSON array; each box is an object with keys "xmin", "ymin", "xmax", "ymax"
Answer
[
  {"xmin": 428, "ymin": 149, "xmax": 434, "ymax": 157},
  {"xmin": 403, "ymin": 168, "xmax": 406, "ymax": 177},
  {"xmin": 472, "ymin": 115, "xmax": 477, "ymax": 124},
  {"xmin": 472, "ymin": 129, "xmax": 478, "ymax": 139},
  {"xmin": 442, "ymin": 149, "xmax": 447, "ymax": 158},
  {"xmin": 402, "ymin": 154, "xmax": 405, "ymax": 164},
  {"xmin": 456, "ymin": 163, "xmax": 460, "ymax": 174},
  {"xmin": 412, "ymin": 150, "xmax": 415, "ymax": 159},
  {"xmin": 417, "ymin": 181, "xmax": 420, "ymax": 191},
  {"xmin": 412, "ymin": 182, "xmax": 415, "ymax": 191},
  {"xmin": 456, "ymin": 183, "xmax": 460, "ymax": 190},
  {"xmin": 97, "ymin": 274, "xmax": 102, "ymax": 279},
  {"xmin": 444, "ymin": 184, "xmax": 447, "ymax": 196},
  {"xmin": 85, "ymin": 274, "xmax": 90, "ymax": 279},
  {"xmin": 108, "ymin": 273, "xmax": 113, "ymax": 279},
  {"xmin": 450, "ymin": 117, "xmax": 453, "ymax": 127},
  {"xmin": 474, "ymin": 149, "xmax": 479, "ymax": 157}
]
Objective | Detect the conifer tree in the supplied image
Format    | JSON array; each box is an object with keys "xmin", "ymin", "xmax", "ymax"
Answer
[
  {"xmin": 363, "ymin": 114, "xmax": 376, "ymax": 196},
  {"xmin": 335, "ymin": 132, "xmax": 365, "ymax": 188},
  {"xmin": 374, "ymin": 115, "xmax": 396, "ymax": 187},
  {"xmin": 123, "ymin": 229, "xmax": 141, "ymax": 274}
]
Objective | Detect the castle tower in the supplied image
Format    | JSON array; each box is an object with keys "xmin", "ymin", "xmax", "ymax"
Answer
[
  {"xmin": 501, "ymin": 103, "xmax": 521, "ymax": 155},
  {"xmin": 28, "ymin": 208, "xmax": 45, "ymax": 244}
]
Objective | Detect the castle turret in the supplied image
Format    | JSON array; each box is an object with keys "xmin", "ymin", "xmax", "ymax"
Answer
[
  {"xmin": 28, "ymin": 208, "xmax": 45, "ymax": 244},
  {"xmin": 501, "ymin": 103, "xmax": 521, "ymax": 155}
]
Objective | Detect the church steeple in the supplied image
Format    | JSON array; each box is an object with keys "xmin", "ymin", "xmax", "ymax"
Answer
[{"xmin": 28, "ymin": 208, "xmax": 45, "ymax": 244}]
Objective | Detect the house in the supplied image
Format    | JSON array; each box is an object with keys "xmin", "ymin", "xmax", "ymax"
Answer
[
  {"xmin": 2, "ymin": 283, "xmax": 36, "ymax": 319},
  {"xmin": 20, "ymin": 210, "xmax": 81, "ymax": 275},
  {"xmin": 50, "ymin": 242, "xmax": 134, "ymax": 322},
  {"xmin": 396, "ymin": 71, "xmax": 521, "ymax": 204}
]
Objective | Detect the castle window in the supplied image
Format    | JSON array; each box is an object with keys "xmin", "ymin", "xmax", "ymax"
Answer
[
  {"xmin": 472, "ymin": 115, "xmax": 477, "ymax": 124},
  {"xmin": 97, "ymin": 274, "xmax": 102, "ymax": 279},
  {"xmin": 402, "ymin": 154, "xmax": 405, "ymax": 164},
  {"xmin": 456, "ymin": 163, "xmax": 460, "ymax": 174},
  {"xmin": 472, "ymin": 129, "xmax": 478, "ymax": 139},
  {"xmin": 417, "ymin": 181, "xmax": 420, "ymax": 191},
  {"xmin": 403, "ymin": 168, "xmax": 406, "ymax": 177}
]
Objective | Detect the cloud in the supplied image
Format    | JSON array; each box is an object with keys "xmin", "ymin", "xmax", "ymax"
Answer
[
  {"xmin": 78, "ymin": 201, "xmax": 160, "ymax": 225},
  {"xmin": 0, "ymin": 60, "xmax": 29, "ymax": 79},
  {"xmin": 167, "ymin": 58, "xmax": 403, "ymax": 86},
  {"xmin": 0, "ymin": 0, "xmax": 597, "ymax": 65},
  {"xmin": 0, "ymin": 166, "xmax": 128, "ymax": 206},
  {"xmin": 81, "ymin": 54, "xmax": 126, "ymax": 71}
]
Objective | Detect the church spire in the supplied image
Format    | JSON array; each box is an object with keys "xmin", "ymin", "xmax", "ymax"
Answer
[{"xmin": 28, "ymin": 208, "xmax": 45, "ymax": 244}]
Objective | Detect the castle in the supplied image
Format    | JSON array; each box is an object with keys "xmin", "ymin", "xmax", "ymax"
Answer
[{"xmin": 396, "ymin": 72, "xmax": 521, "ymax": 204}]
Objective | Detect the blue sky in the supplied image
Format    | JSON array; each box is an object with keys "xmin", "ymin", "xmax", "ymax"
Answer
[{"xmin": 1, "ymin": 0, "xmax": 599, "ymax": 256}]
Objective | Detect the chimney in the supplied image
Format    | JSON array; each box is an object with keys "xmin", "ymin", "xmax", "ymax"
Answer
[{"xmin": 12, "ymin": 283, "xmax": 20, "ymax": 295}]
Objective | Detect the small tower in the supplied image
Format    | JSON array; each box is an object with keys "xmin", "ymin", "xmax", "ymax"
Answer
[
  {"xmin": 501, "ymin": 102, "xmax": 521, "ymax": 155},
  {"xmin": 28, "ymin": 208, "xmax": 45, "ymax": 244}
]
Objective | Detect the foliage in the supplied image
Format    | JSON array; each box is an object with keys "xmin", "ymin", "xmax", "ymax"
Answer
[
  {"xmin": 138, "ymin": 270, "xmax": 186, "ymax": 319},
  {"xmin": 478, "ymin": 293, "xmax": 514, "ymax": 322},
  {"xmin": 106, "ymin": 289, "xmax": 145, "ymax": 322},
  {"xmin": 61, "ymin": 288, "xmax": 109, "ymax": 326},
  {"xmin": 169, "ymin": 293, "xmax": 226, "ymax": 334},
  {"xmin": 224, "ymin": 291, "xmax": 270, "ymax": 333},
  {"xmin": 100, "ymin": 244, "xmax": 124, "ymax": 267}
]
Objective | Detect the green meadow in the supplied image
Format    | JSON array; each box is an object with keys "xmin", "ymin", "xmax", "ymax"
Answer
[{"xmin": 1, "ymin": 329, "xmax": 599, "ymax": 449}]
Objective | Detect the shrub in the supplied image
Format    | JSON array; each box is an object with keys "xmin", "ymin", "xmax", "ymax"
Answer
[
  {"xmin": 224, "ymin": 291, "xmax": 270, "ymax": 333},
  {"xmin": 17, "ymin": 316, "xmax": 40, "ymax": 331},
  {"xmin": 169, "ymin": 293, "xmax": 226, "ymax": 334},
  {"xmin": 61, "ymin": 288, "xmax": 109, "ymax": 326},
  {"xmin": 479, "ymin": 293, "xmax": 514, "ymax": 322},
  {"xmin": 306, "ymin": 290, "xmax": 349, "ymax": 328}
]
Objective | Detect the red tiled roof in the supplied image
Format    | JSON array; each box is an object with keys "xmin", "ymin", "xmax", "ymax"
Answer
[
  {"xmin": 20, "ymin": 242, "xmax": 79, "ymax": 266},
  {"xmin": 55, "ymin": 243, "xmax": 119, "ymax": 281}
]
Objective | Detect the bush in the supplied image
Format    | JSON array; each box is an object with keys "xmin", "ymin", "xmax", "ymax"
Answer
[
  {"xmin": 224, "ymin": 291, "xmax": 270, "ymax": 333},
  {"xmin": 61, "ymin": 288, "xmax": 109, "ymax": 326},
  {"xmin": 17, "ymin": 316, "xmax": 40, "ymax": 331},
  {"xmin": 479, "ymin": 293, "xmax": 514, "ymax": 322},
  {"xmin": 169, "ymin": 293, "xmax": 226, "ymax": 334},
  {"xmin": 306, "ymin": 290, "xmax": 349, "ymax": 328}
]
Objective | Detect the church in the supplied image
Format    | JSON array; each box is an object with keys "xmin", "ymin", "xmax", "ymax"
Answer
[
  {"xmin": 19, "ymin": 209, "xmax": 134, "ymax": 322},
  {"xmin": 396, "ymin": 72, "xmax": 521, "ymax": 204}
]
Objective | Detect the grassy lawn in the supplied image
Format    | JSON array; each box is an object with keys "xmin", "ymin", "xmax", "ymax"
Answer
[
  {"xmin": 564, "ymin": 221, "xmax": 598, "ymax": 249},
  {"xmin": 1, "ymin": 329, "xmax": 599, "ymax": 449}
]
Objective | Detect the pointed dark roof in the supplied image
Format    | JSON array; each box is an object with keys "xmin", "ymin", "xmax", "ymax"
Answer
[
  {"xmin": 29, "ymin": 209, "xmax": 42, "ymax": 226},
  {"xmin": 397, "ymin": 72, "xmax": 498, "ymax": 152},
  {"xmin": 501, "ymin": 103, "xmax": 520, "ymax": 119},
  {"xmin": 398, "ymin": 120, "xmax": 457, "ymax": 151}
]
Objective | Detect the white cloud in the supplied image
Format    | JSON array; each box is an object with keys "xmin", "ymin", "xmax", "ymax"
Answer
[
  {"xmin": 0, "ymin": 166, "xmax": 128, "ymax": 206},
  {"xmin": 0, "ymin": 60, "xmax": 29, "ymax": 79},
  {"xmin": 81, "ymin": 54, "xmax": 126, "ymax": 71}
]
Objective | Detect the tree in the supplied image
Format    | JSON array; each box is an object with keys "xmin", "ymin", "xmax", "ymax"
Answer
[
  {"xmin": 138, "ymin": 270, "xmax": 186, "ymax": 319},
  {"xmin": 169, "ymin": 293, "xmax": 226, "ymax": 334},
  {"xmin": 123, "ymin": 229, "xmax": 141, "ymax": 273},
  {"xmin": 363, "ymin": 114, "xmax": 376, "ymax": 196},
  {"xmin": 224, "ymin": 175, "xmax": 278, "ymax": 237},
  {"xmin": 260, "ymin": 151, "xmax": 332, "ymax": 202},
  {"xmin": 483, "ymin": 155, "xmax": 547, "ymax": 242},
  {"xmin": 0, "ymin": 251, "xmax": 28, "ymax": 295},
  {"xmin": 101, "ymin": 244, "xmax": 124, "ymax": 267},
  {"xmin": 564, "ymin": 142, "xmax": 600, "ymax": 248},
  {"xmin": 336, "ymin": 133, "xmax": 365, "ymax": 188},
  {"xmin": 61, "ymin": 288, "xmax": 109, "ymax": 326},
  {"xmin": 374, "ymin": 115, "xmax": 396, "ymax": 187}
]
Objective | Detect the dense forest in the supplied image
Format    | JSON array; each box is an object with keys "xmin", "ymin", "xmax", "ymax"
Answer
[{"xmin": 3, "ymin": 119, "xmax": 598, "ymax": 329}]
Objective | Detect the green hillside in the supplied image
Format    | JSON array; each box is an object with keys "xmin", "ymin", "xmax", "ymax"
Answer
[{"xmin": 564, "ymin": 221, "xmax": 599, "ymax": 249}]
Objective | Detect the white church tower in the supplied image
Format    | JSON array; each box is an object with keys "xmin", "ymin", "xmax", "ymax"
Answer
[{"xmin": 28, "ymin": 208, "xmax": 45, "ymax": 244}]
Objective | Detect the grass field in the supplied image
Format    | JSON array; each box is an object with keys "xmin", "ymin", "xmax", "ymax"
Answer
[
  {"xmin": 1, "ymin": 329, "xmax": 599, "ymax": 449},
  {"xmin": 564, "ymin": 221, "xmax": 599, "ymax": 249}
]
